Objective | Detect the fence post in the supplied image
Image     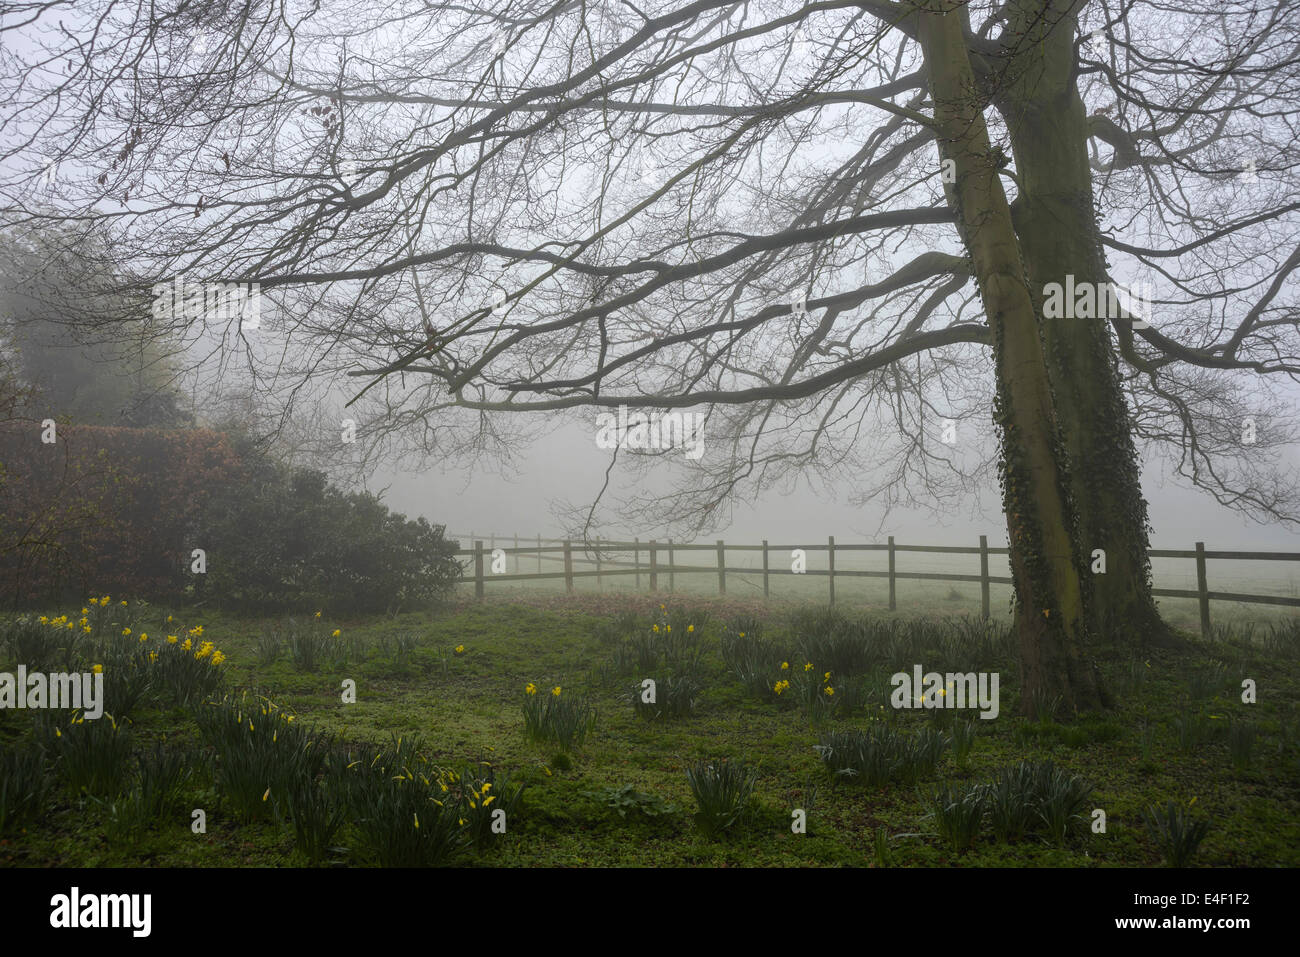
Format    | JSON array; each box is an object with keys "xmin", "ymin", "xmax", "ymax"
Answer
[
  {"xmin": 979, "ymin": 534, "xmax": 990, "ymax": 620},
  {"xmin": 596, "ymin": 537, "xmax": 602, "ymax": 589},
  {"xmin": 563, "ymin": 540, "xmax": 574, "ymax": 594},
  {"xmin": 513, "ymin": 533, "xmax": 518, "ymax": 575},
  {"xmin": 537, "ymin": 534, "xmax": 542, "ymax": 574},
  {"xmin": 474, "ymin": 540, "xmax": 485, "ymax": 600},
  {"xmin": 635, "ymin": 537, "xmax": 641, "ymax": 590},
  {"xmin": 887, "ymin": 535, "xmax": 896, "ymax": 611},
  {"xmin": 668, "ymin": 539, "xmax": 675, "ymax": 593},
  {"xmin": 650, "ymin": 540, "xmax": 658, "ymax": 592},
  {"xmin": 762, "ymin": 539, "xmax": 770, "ymax": 599},
  {"xmin": 828, "ymin": 535, "xmax": 835, "ymax": 607},
  {"xmin": 717, "ymin": 539, "xmax": 726, "ymax": 595},
  {"xmin": 1195, "ymin": 541, "xmax": 1211, "ymax": 636}
]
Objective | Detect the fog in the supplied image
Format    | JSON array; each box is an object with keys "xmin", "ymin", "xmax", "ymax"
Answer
[{"xmin": 371, "ymin": 415, "xmax": 1300, "ymax": 551}]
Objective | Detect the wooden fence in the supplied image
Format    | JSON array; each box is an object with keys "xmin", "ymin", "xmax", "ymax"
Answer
[{"xmin": 447, "ymin": 532, "xmax": 1300, "ymax": 636}]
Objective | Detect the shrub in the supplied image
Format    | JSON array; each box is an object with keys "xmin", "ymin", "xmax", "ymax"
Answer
[
  {"xmin": 0, "ymin": 424, "xmax": 242, "ymax": 606},
  {"xmin": 339, "ymin": 757, "xmax": 467, "ymax": 867},
  {"xmin": 797, "ymin": 615, "xmax": 880, "ymax": 676},
  {"xmin": 1171, "ymin": 709, "xmax": 1212, "ymax": 751},
  {"xmin": 133, "ymin": 742, "xmax": 193, "ymax": 819},
  {"xmin": 1143, "ymin": 801, "xmax": 1211, "ymax": 867},
  {"xmin": 194, "ymin": 694, "xmax": 332, "ymax": 823},
  {"xmin": 981, "ymin": 762, "xmax": 1039, "ymax": 843},
  {"xmin": 94, "ymin": 742, "xmax": 195, "ymax": 837},
  {"xmin": 284, "ymin": 772, "xmax": 347, "ymax": 865},
  {"xmin": 43, "ymin": 712, "xmax": 134, "ymax": 798},
  {"xmin": 872, "ymin": 826, "xmax": 893, "ymax": 866},
  {"xmin": 451, "ymin": 760, "xmax": 525, "ymax": 850},
  {"xmin": 1033, "ymin": 763, "xmax": 1094, "ymax": 845},
  {"xmin": 1, "ymin": 616, "xmax": 57, "ymax": 670},
  {"xmin": 976, "ymin": 760, "xmax": 1093, "ymax": 846},
  {"xmin": 255, "ymin": 626, "xmax": 283, "ymax": 666},
  {"xmin": 1228, "ymin": 720, "xmax": 1257, "ymax": 771},
  {"xmin": 814, "ymin": 724, "xmax": 948, "ymax": 787},
  {"xmin": 375, "ymin": 632, "xmax": 419, "ymax": 670},
  {"xmin": 285, "ymin": 617, "xmax": 332, "ymax": 673},
  {"xmin": 631, "ymin": 674, "xmax": 701, "ymax": 720},
  {"xmin": 151, "ymin": 629, "xmax": 226, "ymax": 705},
  {"xmin": 685, "ymin": 759, "xmax": 757, "ymax": 836},
  {"xmin": 200, "ymin": 450, "xmax": 461, "ymax": 615},
  {"xmin": 721, "ymin": 631, "xmax": 783, "ymax": 697},
  {"xmin": 521, "ymin": 684, "xmax": 595, "ymax": 751},
  {"xmin": 0, "ymin": 744, "xmax": 53, "ymax": 833},
  {"xmin": 950, "ymin": 717, "xmax": 977, "ymax": 769},
  {"xmin": 928, "ymin": 782, "xmax": 985, "ymax": 853}
]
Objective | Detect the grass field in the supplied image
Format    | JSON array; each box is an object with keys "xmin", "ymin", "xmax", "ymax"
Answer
[
  {"xmin": 457, "ymin": 541, "xmax": 1300, "ymax": 634},
  {"xmin": 2, "ymin": 592, "xmax": 1298, "ymax": 867}
]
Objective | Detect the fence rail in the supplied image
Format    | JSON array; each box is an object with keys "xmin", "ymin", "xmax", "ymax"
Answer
[{"xmin": 445, "ymin": 532, "xmax": 1300, "ymax": 635}]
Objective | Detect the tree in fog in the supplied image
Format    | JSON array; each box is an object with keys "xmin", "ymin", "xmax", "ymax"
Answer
[{"xmin": 2, "ymin": 0, "xmax": 1298, "ymax": 710}]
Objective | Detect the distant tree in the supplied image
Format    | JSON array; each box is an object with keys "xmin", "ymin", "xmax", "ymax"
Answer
[{"xmin": 0, "ymin": 225, "xmax": 192, "ymax": 428}]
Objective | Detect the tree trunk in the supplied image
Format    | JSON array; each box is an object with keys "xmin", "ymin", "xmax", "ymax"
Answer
[
  {"xmin": 995, "ymin": 0, "xmax": 1175, "ymax": 649},
  {"xmin": 916, "ymin": 0, "xmax": 1105, "ymax": 714}
]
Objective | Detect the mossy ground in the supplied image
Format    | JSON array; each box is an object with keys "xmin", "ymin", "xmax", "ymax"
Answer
[{"xmin": 2, "ymin": 593, "xmax": 1297, "ymax": 867}]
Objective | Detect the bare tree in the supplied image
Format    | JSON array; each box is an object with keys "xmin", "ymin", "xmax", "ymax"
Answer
[{"xmin": 2, "ymin": 0, "xmax": 1298, "ymax": 710}]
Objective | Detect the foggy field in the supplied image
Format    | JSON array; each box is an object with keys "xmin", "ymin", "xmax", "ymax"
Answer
[
  {"xmin": 3, "ymin": 595, "xmax": 1297, "ymax": 868},
  {"xmin": 460, "ymin": 544, "xmax": 1300, "ymax": 634},
  {"xmin": 5, "ymin": 0, "xmax": 1300, "ymax": 907}
]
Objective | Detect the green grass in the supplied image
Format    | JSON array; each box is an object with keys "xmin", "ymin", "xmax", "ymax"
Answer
[{"xmin": 1, "ymin": 592, "xmax": 1297, "ymax": 867}]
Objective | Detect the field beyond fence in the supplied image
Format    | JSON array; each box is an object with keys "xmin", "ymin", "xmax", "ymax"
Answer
[{"xmin": 448, "ymin": 533, "xmax": 1300, "ymax": 636}]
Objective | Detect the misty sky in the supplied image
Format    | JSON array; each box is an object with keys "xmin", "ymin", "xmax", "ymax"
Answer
[{"xmin": 371, "ymin": 412, "xmax": 1300, "ymax": 551}]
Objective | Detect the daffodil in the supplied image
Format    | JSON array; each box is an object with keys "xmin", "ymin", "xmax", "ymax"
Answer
[
  {"xmin": 315, "ymin": 611, "xmax": 322, "ymax": 619},
  {"xmin": 525, "ymin": 682, "xmax": 537, "ymax": 695},
  {"xmin": 122, "ymin": 628, "xmax": 131, "ymax": 636},
  {"xmin": 166, "ymin": 635, "xmax": 177, "ymax": 643},
  {"xmin": 687, "ymin": 625, "xmax": 694, "ymax": 633},
  {"xmin": 92, "ymin": 664, "xmax": 103, "ymax": 674},
  {"xmin": 804, "ymin": 662, "xmax": 813, "ymax": 672},
  {"xmin": 781, "ymin": 661, "xmax": 789, "ymax": 670},
  {"xmin": 332, "ymin": 629, "xmax": 341, "ymax": 638},
  {"xmin": 824, "ymin": 686, "xmax": 834, "ymax": 697},
  {"xmin": 552, "ymin": 686, "xmax": 562, "ymax": 697},
  {"xmin": 454, "ymin": 644, "xmax": 465, "ymax": 654}
]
